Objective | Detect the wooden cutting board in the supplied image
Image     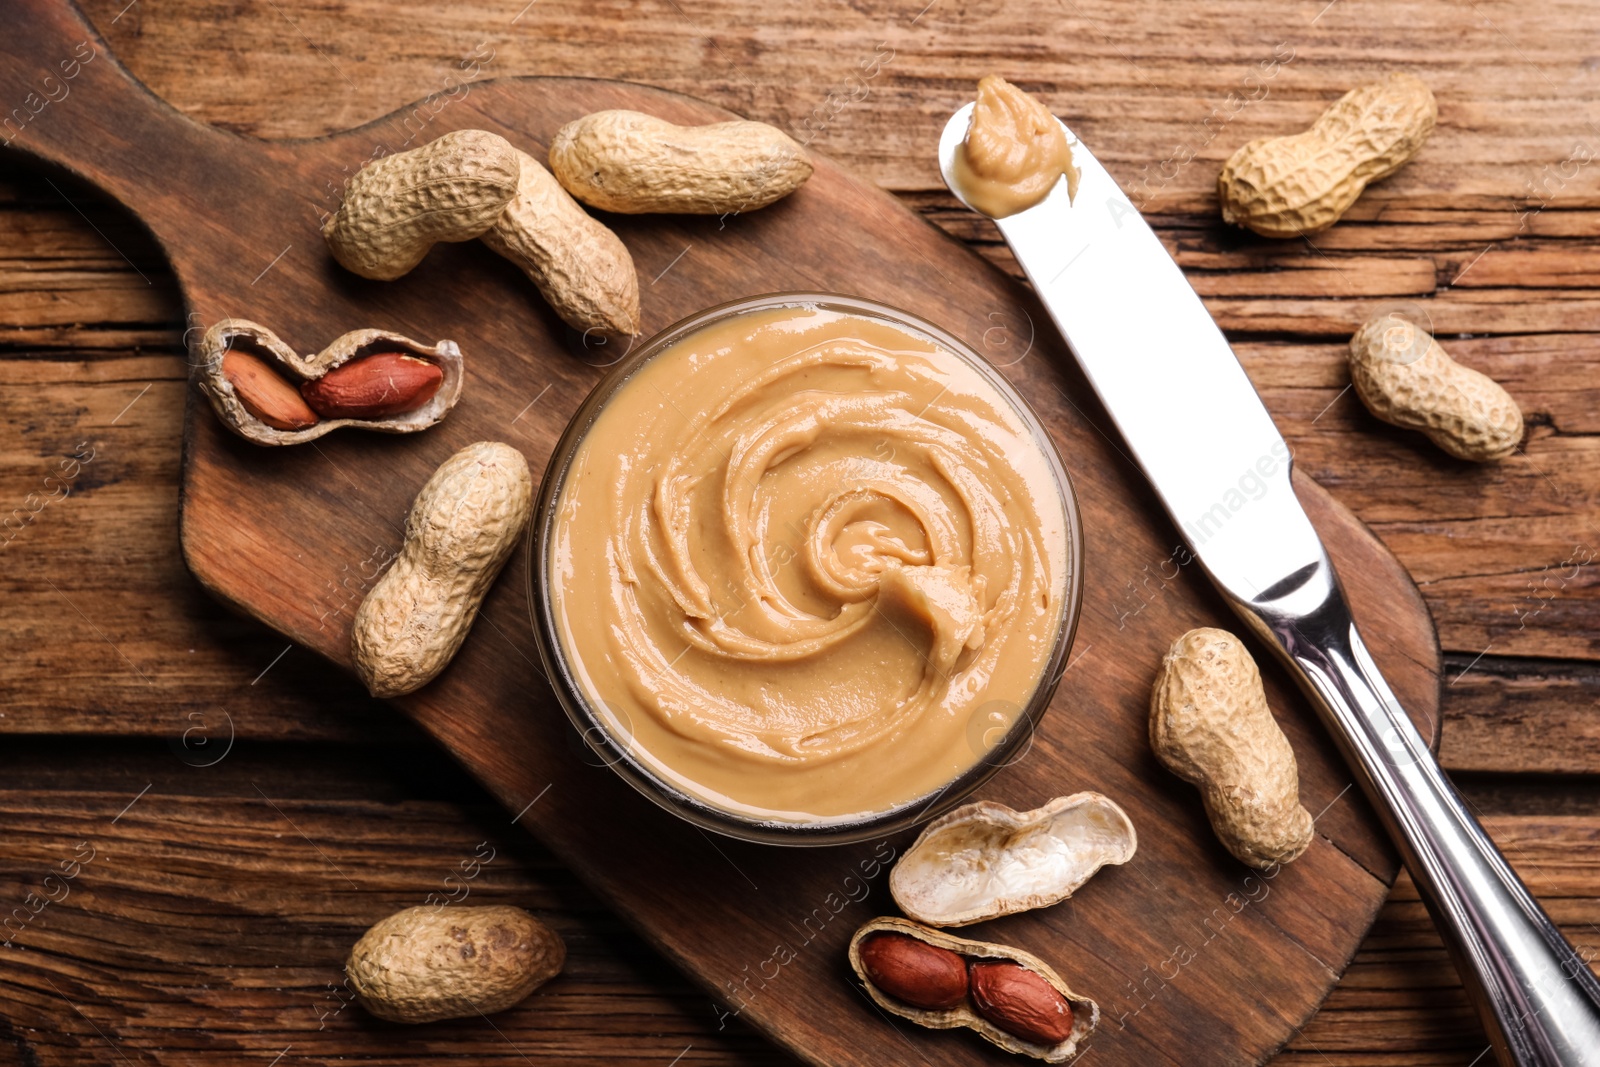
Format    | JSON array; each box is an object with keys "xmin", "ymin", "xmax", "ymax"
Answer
[{"xmin": 2, "ymin": 1, "xmax": 1442, "ymax": 1063}]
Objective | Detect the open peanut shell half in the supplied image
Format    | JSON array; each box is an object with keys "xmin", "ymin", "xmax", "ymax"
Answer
[
  {"xmin": 195, "ymin": 317, "xmax": 464, "ymax": 446},
  {"xmin": 848, "ymin": 916, "xmax": 1098, "ymax": 1062},
  {"xmin": 890, "ymin": 793, "xmax": 1137, "ymax": 927}
]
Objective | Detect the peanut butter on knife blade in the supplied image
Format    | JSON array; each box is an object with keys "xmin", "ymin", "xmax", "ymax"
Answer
[{"xmin": 952, "ymin": 75, "xmax": 1079, "ymax": 218}]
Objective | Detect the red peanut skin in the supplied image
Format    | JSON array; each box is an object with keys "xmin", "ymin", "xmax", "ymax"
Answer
[
  {"xmin": 859, "ymin": 933, "xmax": 969, "ymax": 1010},
  {"xmin": 222, "ymin": 348, "xmax": 317, "ymax": 430},
  {"xmin": 969, "ymin": 960, "xmax": 1074, "ymax": 1045},
  {"xmin": 301, "ymin": 352, "xmax": 443, "ymax": 419}
]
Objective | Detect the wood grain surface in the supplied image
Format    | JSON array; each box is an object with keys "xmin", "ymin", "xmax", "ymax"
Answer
[
  {"xmin": 0, "ymin": 2, "xmax": 1450, "ymax": 1059},
  {"xmin": 2, "ymin": 0, "xmax": 1597, "ymax": 1063}
]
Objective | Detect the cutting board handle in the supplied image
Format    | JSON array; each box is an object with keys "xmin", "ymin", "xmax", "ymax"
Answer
[{"xmin": 0, "ymin": 0, "xmax": 241, "ymax": 229}]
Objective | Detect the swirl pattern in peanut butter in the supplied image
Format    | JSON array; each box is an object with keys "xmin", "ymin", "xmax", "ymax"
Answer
[{"xmin": 550, "ymin": 305, "xmax": 1071, "ymax": 822}]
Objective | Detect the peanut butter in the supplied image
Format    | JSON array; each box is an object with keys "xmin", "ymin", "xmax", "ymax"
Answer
[
  {"xmin": 952, "ymin": 75, "xmax": 1079, "ymax": 218},
  {"xmin": 549, "ymin": 303, "xmax": 1071, "ymax": 824}
]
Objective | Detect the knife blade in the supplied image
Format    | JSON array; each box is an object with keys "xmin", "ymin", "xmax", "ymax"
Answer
[{"xmin": 939, "ymin": 103, "xmax": 1326, "ymax": 609}]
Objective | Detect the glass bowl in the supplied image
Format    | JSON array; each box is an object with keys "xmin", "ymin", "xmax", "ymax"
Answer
[{"xmin": 528, "ymin": 293, "xmax": 1083, "ymax": 846}]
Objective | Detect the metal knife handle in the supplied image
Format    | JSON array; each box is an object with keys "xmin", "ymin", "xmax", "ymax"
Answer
[{"xmin": 1235, "ymin": 560, "xmax": 1600, "ymax": 1067}]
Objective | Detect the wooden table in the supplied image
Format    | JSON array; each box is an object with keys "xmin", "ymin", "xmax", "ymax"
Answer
[{"xmin": 3, "ymin": 0, "xmax": 1598, "ymax": 1063}]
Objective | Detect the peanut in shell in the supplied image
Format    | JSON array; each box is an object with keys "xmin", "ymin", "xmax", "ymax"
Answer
[
  {"xmin": 847, "ymin": 916, "xmax": 1098, "ymax": 1062},
  {"xmin": 1348, "ymin": 313, "xmax": 1523, "ymax": 462},
  {"xmin": 352, "ymin": 441, "xmax": 533, "ymax": 698},
  {"xmin": 480, "ymin": 148, "xmax": 641, "ymax": 338},
  {"xmin": 549, "ymin": 109, "xmax": 812, "ymax": 216},
  {"xmin": 195, "ymin": 318, "xmax": 463, "ymax": 447},
  {"xmin": 323, "ymin": 129, "xmax": 522, "ymax": 280},
  {"xmin": 346, "ymin": 904, "xmax": 564, "ymax": 1023},
  {"xmin": 1218, "ymin": 73, "xmax": 1436, "ymax": 237},
  {"xmin": 1149, "ymin": 627, "xmax": 1314, "ymax": 870}
]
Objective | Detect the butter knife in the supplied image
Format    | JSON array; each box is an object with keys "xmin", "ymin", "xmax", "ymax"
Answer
[{"xmin": 938, "ymin": 103, "xmax": 1600, "ymax": 1066}]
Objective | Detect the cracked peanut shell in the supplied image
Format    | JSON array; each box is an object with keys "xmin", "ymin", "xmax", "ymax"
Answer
[
  {"xmin": 195, "ymin": 318, "xmax": 463, "ymax": 446},
  {"xmin": 848, "ymin": 917, "xmax": 1098, "ymax": 1062},
  {"xmin": 890, "ymin": 793, "xmax": 1137, "ymax": 927},
  {"xmin": 347, "ymin": 905, "xmax": 564, "ymax": 1023}
]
